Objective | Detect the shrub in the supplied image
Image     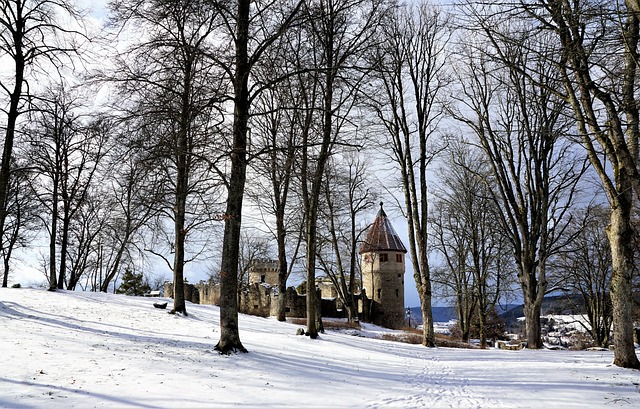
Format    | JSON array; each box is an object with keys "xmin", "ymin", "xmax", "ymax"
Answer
[
  {"xmin": 568, "ymin": 332, "xmax": 596, "ymax": 351},
  {"xmin": 436, "ymin": 333, "xmax": 480, "ymax": 349},
  {"xmin": 323, "ymin": 320, "xmax": 361, "ymax": 330},
  {"xmin": 381, "ymin": 332, "xmax": 423, "ymax": 344}
]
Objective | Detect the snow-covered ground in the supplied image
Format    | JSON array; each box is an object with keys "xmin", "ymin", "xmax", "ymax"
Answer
[{"xmin": 1, "ymin": 288, "xmax": 639, "ymax": 408}]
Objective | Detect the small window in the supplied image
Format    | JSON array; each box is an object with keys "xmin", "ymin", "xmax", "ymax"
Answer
[
  {"xmin": 285, "ymin": 307, "xmax": 291, "ymax": 312},
  {"xmin": 398, "ymin": 274, "xmax": 401, "ymax": 278},
  {"xmin": 380, "ymin": 253, "xmax": 388, "ymax": 262},
  {"xmin": 396, "ymin": 254, "xmax": 402, "ymax": 263},
  {"xmin": 253, "ymin": 305, "xmax": 259, "ymax": 309},
  {"xmin": 260, "ymin": 275, "xmax": 266, "ymax": 283},
  {"xmin": 364, "ymin": 254, "xmax": 371, "ymax": 263},
  {"xmin": 396, "ymin": 289, "xmax": 399, "ymax": 297},
  {"xmin": 377, "ymin": 288, "xmax": 381, "ymax": 300}
]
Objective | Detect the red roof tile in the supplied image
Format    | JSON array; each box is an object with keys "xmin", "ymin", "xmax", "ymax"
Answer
[{"xmin": 360, "ymin": 203, "xmax": 407, "ymax": 254}]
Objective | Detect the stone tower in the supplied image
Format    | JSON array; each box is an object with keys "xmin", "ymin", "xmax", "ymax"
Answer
[
  {"xmin": 248, "ymin": 259, "xmax": 279, "ymax": 285},
  {"xmin": 360, "ymin": 203, "xmax": 407, "ymax": 329}
]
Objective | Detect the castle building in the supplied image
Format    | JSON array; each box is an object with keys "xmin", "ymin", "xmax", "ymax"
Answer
[
  {"xmin": 167, "ymin": 206, "xmax": 407, "ymax": 327},
  {"xmin": 360, "ymin": 203, "xmax": 407, "ymax": 329}
]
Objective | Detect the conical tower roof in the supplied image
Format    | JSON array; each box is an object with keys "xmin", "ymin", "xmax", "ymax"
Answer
[{"xmin": 360, "ymin": 203, "xmax": 407, "ymax": 254}]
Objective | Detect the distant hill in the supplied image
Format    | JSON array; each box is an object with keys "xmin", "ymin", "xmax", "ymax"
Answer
[
  {"xmin": 432, "ymin": 306, "xmax": 457, "ymax": 322},
  {"xmin": 406, "ymin": 306, "xmax": 457, "ymax": 324},
  {"xmin": 406, "ymin": 295, "xmax": 584, "ymax": 326},
  {"xmin": 500, "ymin": 295, "xmax": 586, "ymax": 324}
]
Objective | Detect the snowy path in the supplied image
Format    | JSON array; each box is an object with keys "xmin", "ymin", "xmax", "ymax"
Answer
[{"xmin": 357, "ymin": 337, "xmax": 500, "ymax": 408}]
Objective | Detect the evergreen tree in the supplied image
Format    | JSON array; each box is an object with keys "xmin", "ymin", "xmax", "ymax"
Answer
[{"xmin": 117, "ymin": 269, "xmax": 150, "ymax": 296}]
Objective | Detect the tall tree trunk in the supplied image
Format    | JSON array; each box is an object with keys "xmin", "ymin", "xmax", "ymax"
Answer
[
  {"xmin": 215, "ymin": 0, "xmax": 302, "ymax": 350},
  {"xmin": 100, "ymin": 229, "xmax": 130, "ymax": 293},
  {"xmin": 304, "ymin": 55, "xmax": 334, "ymax": 340},
  {"xmin": 522, "ymin": 296, "xmax": 543, "ymax": 349},
  {"xmin": 478, "ymin": 301, "xmax": 487, "ymax": 349},
  {"xmin": 408, "ymin": 135, "xmax": 436, "ymax": 347},
  {"xmin": 171, "ymin": 153, "xmax": 188, "ymax": 315},
  {"xmin": 215, "ymin": 0, "xmax": 250, "ymax": 354},
  {"xmin": 416, "ymin": 248, "xmax": 435, "ymax": 347},
  {"xmin": 2, "ymin": 252, "xmax": 9, "ymax": 287},
  {"xmin": 401, "ymin": 152, "xmax": 435, "ymax": 347},
  {"xmin": 519, "ymin": 259, "xmax": 546, "ymax": 349},
  {"xmin": 57, "ymin": 202, "xmax": 70, "ymax": 289},
  {"xmin": 48, "ymin": 177, "xmax": 59, "ymax": 291},
  {"xmin": 305, "ymin": 198, "xmax": 320, "ymax": 338},
  {"xmin": 607, "ymin": 196, "xmax": 639, "ymax": 368},
  {"xmin": 0, "ymin": 32, "xmax": 24, "ymax": 277},
  {"xmin": 274, "ymin": 165, "xmax": 289, "ymax": 322},
  {"xmin": 170, "ymin": 49, "xmax": 193, "ymax": 315},
  {"xmin": 276, "ymin": 213, "xmax": 288, "ymax": 322}
]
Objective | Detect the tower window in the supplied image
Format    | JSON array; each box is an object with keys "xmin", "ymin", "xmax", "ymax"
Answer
[
  {"xmin": 396, "ymin": 254, "xmax": 403, "ymax": 262},
  {"xmin": 396, "ymin": 289, "xmax": 399, "ymax": 297},
  {"xmin": 377, "ymin": 288, "xmax": 381, "ymax": 300},
  {"xmin": 380, "ymin": 253, "xmax": 388, "ymax": 262},
  {"xmin": 261, "ymin": 275, "xmax": 266, "ymax": 283}
]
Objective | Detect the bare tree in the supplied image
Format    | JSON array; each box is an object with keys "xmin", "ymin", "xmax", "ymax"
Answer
[
  {"xmin": 70, "ymin": 188, "xmax": 106, "ymax": 291},
  {"xmin": 298, "ymin": 0, "xmax": 390, "ymax": 339},
  {"xmin": 64, "ymin": 118, "xmax": 111, "ymax": 290},
  {"xmin": 462, "ymin": 0, "xmax": 640, "ymax": 367},
  {"xmin": 430, "ymin": 138, "xmax": 513, "ymax": 347},
  {"xmin": 0, "ymin": 0, "xmax": 86, "ymax": 278},
  {"xmin": 1, "ymin": 159, "xmax": 38, "ymax": 287},
  {"xmin": 522, "ymin": 0, "xmax": 640, "ymax": 370},
  {"xmin": 25, "ymin": 84, "xmax": 108, "ymax": 290},
  {"xmin": 97, "ymin": 134, "xmax": 163, "ymax": 293},
  {"xmin": 64, "ymin": 187, "xmax": 103, "ymax": 290},
  {"xmin": 550, "ymin": 205, "xmax": 613, "ymax": 348},
  {"xmin": 213, "ymin": 0, "xmax": 303, "ymax": 353},
  {"xmin": 108, "ymin": 0, "xmax": 227, "ymax": 315},
  {"xmin": 317, "ymin": 154, "xmax": 376, "ymax": 323},
  {"xmin": 370, "ymin": 2, "xmax": 450, "ymax": 347},
  {"xmin": 450, "ymin": 21, "xmax": 587, "ymax": 348},
  {"xmin": 247, "ymin": 39, "xmax": 307, "ymax": 321}
]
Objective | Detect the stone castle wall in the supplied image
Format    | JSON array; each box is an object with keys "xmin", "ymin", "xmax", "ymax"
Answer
[
  {"xmin": 271, "ymin": 286, "xmax": 307, "ymax": 318},
  {"xmin": 163, "ymin": 277, "xmax": 398, "ymax": 327},
  {"xmin": 240, "ymin": 283, "xmax": 272, "ymax": 317},
  {"xmin": 164, "ymin": 281, "xmax": 200, "ymax": 304},
  {"xmin": 164, "ymin": 280, "xmax": 359, "ymax": 321},
  {"xmin": 197, "ymin": 281, "xmax": 220, "ymax": 305}
]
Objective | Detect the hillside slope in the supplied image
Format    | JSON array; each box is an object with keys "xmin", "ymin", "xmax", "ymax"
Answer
[{"xmin": 1, "ymin": 288, "xmax": 638, "ymax": 408}]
